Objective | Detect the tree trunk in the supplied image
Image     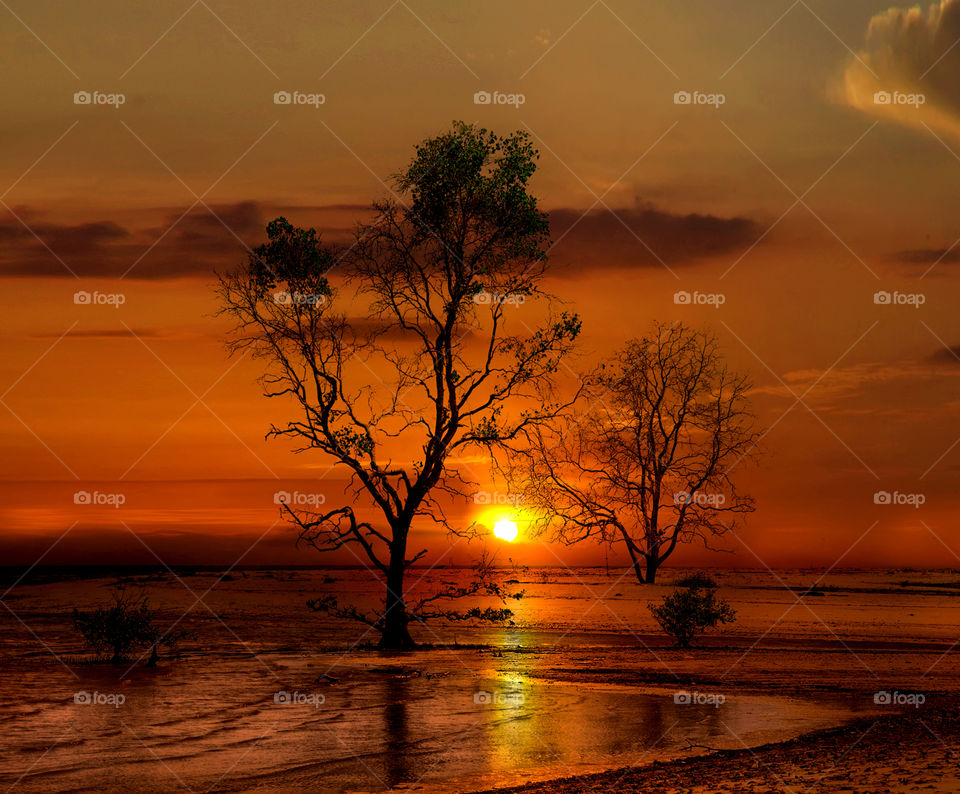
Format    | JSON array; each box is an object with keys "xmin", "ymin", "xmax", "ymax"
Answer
[
  {"xmin": 379, "ymin": 534, "xmax": 415, "ymax": 650},
  {"xmin": 146, "ymin": 643, "xmax": 159, "ymax": 667},
  {"xmin": 645, "ymin": 557, "xmax": 659, "ymax": 584},
  {"xmin": 632, "ymin": 556, "xmax": 659, "ymax": 584}
]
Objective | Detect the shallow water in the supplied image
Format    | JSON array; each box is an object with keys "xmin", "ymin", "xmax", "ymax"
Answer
[
  {"xmin": 0, "ymin": 567, "xmax": 947, "ymax": 791},
  {"xmin": 0, "ymin": 653, "xmax": 854, "ymax": 792}
]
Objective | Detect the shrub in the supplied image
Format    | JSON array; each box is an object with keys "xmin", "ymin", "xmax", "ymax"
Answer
[
  {"xmin": 674, "ymin": 571, "xmax": 718, "ymax": 589},
  {"xmin": 73, "ymin": 589, "xmax": 180, "ymax": 665},
  {"xmin": 649, "ymin": 585, "xmax": 736, "ymax": 648}
]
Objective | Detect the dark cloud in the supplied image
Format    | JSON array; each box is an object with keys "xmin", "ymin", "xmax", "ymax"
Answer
[
  {"xmin": 547, "ymin": 205, "xmax": 761, "ymax": 269},
  {"xmin": 895, "ymin": 247, "xmax": 960, "ymax": 266},
  {"xmin": 0, "ymin": 203, "xmax": 262, "ymax": 279},
  {"xmin": 930, "ymin": 346, "xmax": 960, "ymax": 364},
  {"xmin": 0, "ymin": 201, "xmax": 760, "ymax": 279},
  {"xmin": 0, "ymin": 217, "xmax": 131, "ymax": 277}
]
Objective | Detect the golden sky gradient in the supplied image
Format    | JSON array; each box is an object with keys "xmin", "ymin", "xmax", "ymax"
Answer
[{"xmin": 3, "ymin": 0, "xmax": 960, "ymax": 567}]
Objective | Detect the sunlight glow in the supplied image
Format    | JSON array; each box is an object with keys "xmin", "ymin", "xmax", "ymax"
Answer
[{"xmin": 493, "ymin": 519, "xmax": 519, "ymax": 542}]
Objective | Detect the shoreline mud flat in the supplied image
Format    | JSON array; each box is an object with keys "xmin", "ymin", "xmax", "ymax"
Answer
[
  {"xmin": 476, "ymin": 703, "xmax": 960, "ymax": 793},
  {"xmin": 2, "ymin": 568, "xmax": 959, "ymax": 792}
]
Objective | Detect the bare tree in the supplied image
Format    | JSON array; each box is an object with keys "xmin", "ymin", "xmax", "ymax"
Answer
[
  {"xmin": 217, "ymin": 122, "xmax": 580, "ymax": 648},
  {"xmin": 513, "ymin": 322, "xmax": 759, "ymax": 584}
]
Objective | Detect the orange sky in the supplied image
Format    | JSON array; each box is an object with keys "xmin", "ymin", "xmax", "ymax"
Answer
[{"xmin": 3, "ymin": 0, "xmax": 960, "ymax": 568}]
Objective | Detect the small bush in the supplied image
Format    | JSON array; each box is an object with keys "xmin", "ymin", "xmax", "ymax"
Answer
[
  {"xmin": 649, "ymin": 585, "xmax": 736, "ymax": 648},
  {"xmin": 73, "ymin": 588, "xmax": 181, "ymax": 665},
  {"xmin": 674, "ymin": 572, "xmax": 718, "ymax": 589}
]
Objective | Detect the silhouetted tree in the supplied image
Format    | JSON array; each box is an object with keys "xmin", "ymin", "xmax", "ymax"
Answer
[
  {"xmin": 514, "ymin": 322, "xmax": 758, "ymax": 584},
  {"xmin": 218, "ymin": 122, "xmax": 580, "ymax": 649}
]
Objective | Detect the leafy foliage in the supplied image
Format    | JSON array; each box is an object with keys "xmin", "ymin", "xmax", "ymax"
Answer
[
  {"xmin": 247, "ymin": 217, "xmax": 334, "ymax": 297},
  {"xmin": 649, "ymin": 585, "xmax": 736, "ymax": 648}
]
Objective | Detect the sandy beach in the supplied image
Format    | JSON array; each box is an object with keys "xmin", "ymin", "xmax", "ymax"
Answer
[{"xmin": 2, "ymin": 567, "xmax": 958, "ymax": 792}]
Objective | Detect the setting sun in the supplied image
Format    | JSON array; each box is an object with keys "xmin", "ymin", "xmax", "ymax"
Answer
[{"xmin": 492, "ymin": 519, "xmax": 519, "ymax": 543}]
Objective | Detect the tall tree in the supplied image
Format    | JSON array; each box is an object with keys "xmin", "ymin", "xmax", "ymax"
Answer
[
  {"xmin": 218, "ymin": 122, "xmax": 580, "ymax": 648},
  {"xmin": 513, "ymin": 322, "xmax": 758, "ymax": 584}
]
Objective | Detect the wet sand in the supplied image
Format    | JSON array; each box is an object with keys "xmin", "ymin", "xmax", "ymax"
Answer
[
  {"xmin": 2, "ymin": 567, "xmax": 959, "ymax": 791},
  {"xmin": 479, "ymin": 703, "xmax": 960, "ymax": 793}
]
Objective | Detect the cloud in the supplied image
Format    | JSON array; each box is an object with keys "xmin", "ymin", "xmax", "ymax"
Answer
[
  {"xmin": 894, "ymin": 246, "xmax": 960, "ymax": 267},
  {"xmin": 930, "ymin": 345, "xmax": 960, "ymax": 364},
  {"xmin": 0, "ymin": 201, "xmax": 760, "ymax": 279},
  {"xmin": 752, "ymin": 359, "xmax": 960, "ymax": 414},
  {"xmin": 843, "ymin": 0, "xmax": 960, "ymax": 137},
  {"xmin": 0, "ymin": 202, "xmax": 264, "ymax": 279},
  {"xmin": 0, "ymin": 202, "xmax": 374, "ymax": 279},
  {"xmin": 547, "ymin": 205, "xmax": 760, "ymax": 270},
  {"xmin": 0, "ymin": 217, "xmax": 132, "ymax": 276}
]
